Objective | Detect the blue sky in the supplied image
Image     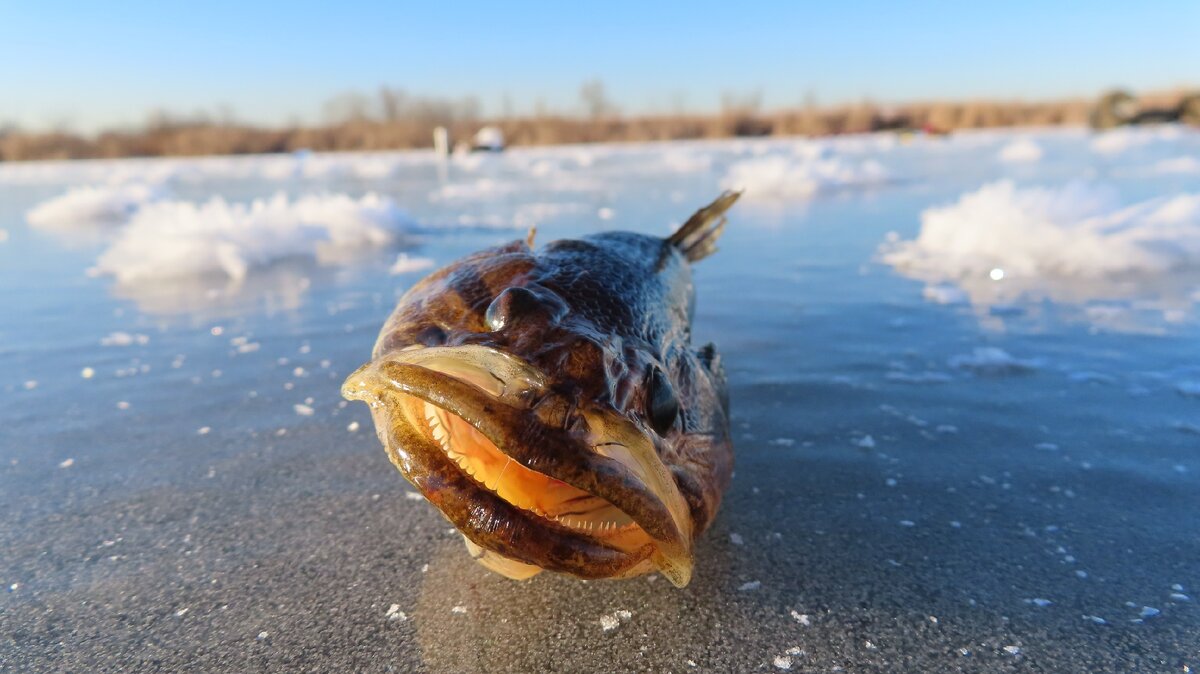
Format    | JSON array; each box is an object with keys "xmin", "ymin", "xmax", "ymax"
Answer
[{"xmin": 3, "ymin": 0, "xmax": 1197, "ymax": 132}]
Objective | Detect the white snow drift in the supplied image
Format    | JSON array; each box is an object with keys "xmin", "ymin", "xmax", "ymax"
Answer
[
  {"xmin": 721, "ymin": 153, "xmax": 887, "ymax": 199},
  {"xmin": 92, "ymin": 192, "xmax": 413, "ymax": 284},
  {"xmin": 26, "ymin": 182, "xmax": 163, "ymax": 229},
  {"xmin": 883, "ymin": 180, "xmax": 1200, "ymax": 280},
  {"xmin": 997, "ymin": 138, "xmax": 1043, "ymax": 163}
]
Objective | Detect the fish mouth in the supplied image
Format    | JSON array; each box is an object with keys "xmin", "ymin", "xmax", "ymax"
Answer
[{"xmin": 341, "ymin": 345, "xmax": 695, "ymax": 586}]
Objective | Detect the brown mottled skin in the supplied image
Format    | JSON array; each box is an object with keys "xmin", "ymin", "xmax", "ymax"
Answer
[{"xmin": 353, "ymin": 192, "xmax": 738, "ymax": 582}]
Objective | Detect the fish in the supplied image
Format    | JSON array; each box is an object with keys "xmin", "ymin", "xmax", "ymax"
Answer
[{"xmin": 341, "ymin": 191, "xmax": 740, "ymax": 587}]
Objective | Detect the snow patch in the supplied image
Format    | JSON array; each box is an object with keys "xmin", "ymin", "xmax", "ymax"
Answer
[
  {"xmin": 389, "ymin": 254, "xmax": 435, "ymax": 275},
  {"xmin": 721, "ymin": 153, "xmax": 887, "ymax": 199},
  {"xmin": 998, "ymin": 138, "xmax": 1043, "ymax": 163},
  {"xmin": 27, "ymin": 182, "xmax": 162, "ymax": 229},
  {"xmin": 882, "ymin": 181, "xmax": 1200, "ymax": 307},
  {"xmin": 949, "ymin": 347, "xmax": 1040, "ymax": 375},
  {"xmin": 92, "ymin": 192, "xmax": 413, "ymax": 284}
]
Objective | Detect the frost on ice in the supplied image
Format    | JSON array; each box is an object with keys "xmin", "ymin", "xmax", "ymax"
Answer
[{"xmin": 600, "ymin": 609, "xmax": 632, "ymax": 632}]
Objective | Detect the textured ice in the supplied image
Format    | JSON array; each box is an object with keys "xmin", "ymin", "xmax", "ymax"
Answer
[{"xmin": 92, "ymin": 193, "xmax": 413, "ymax": 283}]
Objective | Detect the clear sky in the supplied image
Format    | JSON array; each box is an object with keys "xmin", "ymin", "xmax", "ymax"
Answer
[{"xmin": 3, "ymin": 0, "xmax": 1197, "ymax": 133}]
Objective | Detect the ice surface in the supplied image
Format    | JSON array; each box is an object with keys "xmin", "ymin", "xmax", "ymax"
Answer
[
  {"xmin": 91, "ymin": 192, "xmax": 413, "ymax": 283},
  {"xmin": 5, "ymin": 127, "xmax": 1200, "ymax": 672}
]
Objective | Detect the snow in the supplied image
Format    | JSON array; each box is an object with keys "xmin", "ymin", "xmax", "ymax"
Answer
[
  {"xmin": 389, "ymin": 254, "xmax": 435, "ymax": 275},
  {"xmin": 599, "ymin": 609, "xmax": 632, "ymax": 632},
  {"xmin": 26, "ymin": 182, "xmax": 163, "ymax": 231},
  {"xmin": 472, "ymin": 126, "xmax": 505, "ymax": 151},
  {"xmin": 998, "ymin": 138, "xmax": 1043, "ymax": 163},
  {"xmin": 91, "ymin": 192, "xmax": 413, "ymax": 284},
  {"xmin": 1154, "ymin": 156, "xmax": 1200, "ymax": 175},
  {"xmin": 1090, "ymin": 129, "xmax": 1151, "ymax": 155},
  {"xmin": 885, "ymin": 181, "xmax": 1200, "ymax": 281},
  {"xmin": 722, "ymin": 152, "xmax": 886, "ymax": 199},
  {"xmin": 949, "ymin": 347, "xmax": 1040, "ymax": 375}
]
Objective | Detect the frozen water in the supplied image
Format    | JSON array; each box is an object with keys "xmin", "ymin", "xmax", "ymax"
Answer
[{"xmin": 3, "ymin": 125, "xmax": 1200, "ymax": 672}]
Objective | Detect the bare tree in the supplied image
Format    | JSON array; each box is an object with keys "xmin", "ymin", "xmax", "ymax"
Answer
[
  {"xmin": 323, "ymin": 92, "xmax": 374, "ymax": 123},
  {"xmin": 580, "ymin": 79, "xmax": 617, "ymax": 119},
  {"xmin": 379, "ymin": 87, "xmax": 407, "ymax": 122}
]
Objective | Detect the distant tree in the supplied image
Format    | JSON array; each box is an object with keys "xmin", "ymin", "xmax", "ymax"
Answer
[
  {"xmin": 323, "ymin": 92, "xmax": 375, "ymax": 123},
  {"xmin": 379, "ymin": 87, "xmax": 407, "ymax": 122},
  {"xmin": 580, "ymin": 79, "xmax": 618, "ymax": 119}
]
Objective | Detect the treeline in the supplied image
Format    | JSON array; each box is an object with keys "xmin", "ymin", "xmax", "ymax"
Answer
[{"xmin": 0, "ymin": 86, "xmax": 1193, "ymax": 162}]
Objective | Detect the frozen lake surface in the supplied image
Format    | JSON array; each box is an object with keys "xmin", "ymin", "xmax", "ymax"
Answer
[{"xmin": 2, "ymin": 127, "xmax": 1198, "ymax": 672}]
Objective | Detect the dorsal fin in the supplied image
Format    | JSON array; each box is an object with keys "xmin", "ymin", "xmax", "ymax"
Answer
[{"xmin": 665, "ymin": 190, "xmax": 742, "ymax": 262}]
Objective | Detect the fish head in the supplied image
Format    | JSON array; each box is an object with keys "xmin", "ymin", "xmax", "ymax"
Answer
[{"xmin": 342, "ymin": 240, "xmax": 699, "ymax": 586}]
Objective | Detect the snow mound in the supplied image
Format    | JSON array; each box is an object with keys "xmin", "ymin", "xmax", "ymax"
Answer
[
  {"xmin": 93, "ymin": 192, "xmax": 412, "ymax": 284},
  {"xmin": 26, "ymin": 183, "xmax": 163, "ymax": 229},
  {"xmin": 389, "ymin": 253, "xmax": 435, "ymax": 275},
  {"xmin": 949, "ymin": 347, "xmax": 1040, "ymax": 375},
  {"xmin": 721, "ymin": 154, "xmax": 887, "ymax": 199},
  {"xmin": 1154, "ymin": 156, "xmax": 1200, "ymax": 175},
  {"xmin": 883, "ymin": 180, "xmax": 1200, "ymax": 280},
  {"xmin": 1090, "ymin": 129, "xmax": 1152, "ymax": 155},
  {"xmin": 998, "ymin": 138, "xmax": 1044, "ymax": 163}
]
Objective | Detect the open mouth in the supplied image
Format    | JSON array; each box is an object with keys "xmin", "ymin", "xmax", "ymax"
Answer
[
  {"xmin": 342, "ymin": 345, "xmax": 694, "ymax": 586},
  {"xmin": 424, "ymin": 402, "xmax": 640, "ymax": 535}
]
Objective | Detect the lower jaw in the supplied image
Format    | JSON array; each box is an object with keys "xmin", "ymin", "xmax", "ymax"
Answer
[{"xmin": 377, "ymin": 391, "xmax": 658, "ymax": 580}]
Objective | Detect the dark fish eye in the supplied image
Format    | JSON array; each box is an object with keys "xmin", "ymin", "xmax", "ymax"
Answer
[
  {"xmin": 485, "ymin": 285, "xmax": 568, "ymax": 331},
  {"xmin": 647, "ymin": 367, "xmax": 679, "ymax": 436}
]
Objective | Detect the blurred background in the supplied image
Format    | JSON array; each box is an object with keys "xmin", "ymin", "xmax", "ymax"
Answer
[{"xmin": 2, "ymin": 0, "xmax": 1198, "ymax": 159}]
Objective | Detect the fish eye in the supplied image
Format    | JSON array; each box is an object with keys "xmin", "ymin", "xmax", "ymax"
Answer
[{"xmin": 647, "ymin": 367, "xmax": 679, "ymax": 436}]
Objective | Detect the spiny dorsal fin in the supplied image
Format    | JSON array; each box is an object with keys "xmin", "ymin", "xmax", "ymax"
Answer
[{"xmin": 666, "ymin": 190, "xmax": 742, "ymax": 262}]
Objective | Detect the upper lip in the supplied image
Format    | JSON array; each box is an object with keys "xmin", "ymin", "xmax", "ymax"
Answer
[{"xmin": 342, "ymin": 345, "xmax": 694, "ymax": 586}]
